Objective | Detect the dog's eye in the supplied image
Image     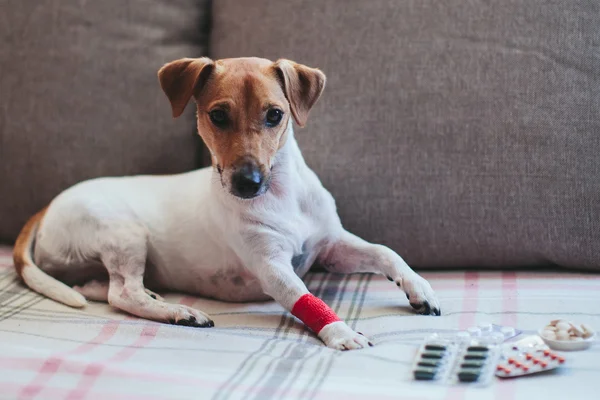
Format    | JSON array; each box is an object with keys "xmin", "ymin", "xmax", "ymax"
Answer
[
  {"xmin": 209, "ymin": 109, "xmax": 228, "ymax": 127},
  {"xmin": 265, "ymin": 109, "xmax": 283, "ymax": 127}
]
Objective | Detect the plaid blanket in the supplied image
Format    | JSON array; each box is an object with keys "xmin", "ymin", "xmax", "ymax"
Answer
[{"xmin": 0, "ymin": 245, "xmax": 598, "ymax": 400}]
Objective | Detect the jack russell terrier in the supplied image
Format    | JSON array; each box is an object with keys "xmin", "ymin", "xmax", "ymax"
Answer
[{"xmin": 13, "ymin": 57, "xmax": 440, "ymax": 350}]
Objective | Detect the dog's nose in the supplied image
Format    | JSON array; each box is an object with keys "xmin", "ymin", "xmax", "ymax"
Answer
[{"xmin": 231, "ymin": 161, "xmax": 265, "ymax": 199}]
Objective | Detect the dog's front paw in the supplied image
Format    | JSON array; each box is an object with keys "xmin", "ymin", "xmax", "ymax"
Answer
[
  {"xmin": 318, "ymin": 321, "xmax": 373, "ymax": 350},
  {"xmin": 395, "ymin": 274, "xmax": 441, "ymax": 316}
]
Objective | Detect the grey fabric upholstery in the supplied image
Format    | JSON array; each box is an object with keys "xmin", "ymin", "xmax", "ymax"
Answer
[
  {"xmin": 210, "ymin": 0, "xmax": 600, "ymax": 269},
  {"xmin": 0, "ymin": 0, "xmax": 210, "ymax": 242}
]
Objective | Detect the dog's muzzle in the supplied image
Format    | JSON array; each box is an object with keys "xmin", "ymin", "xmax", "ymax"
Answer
[{"xmin": 230, "ymin": 157, "xmax": 268, "ymax": 199}]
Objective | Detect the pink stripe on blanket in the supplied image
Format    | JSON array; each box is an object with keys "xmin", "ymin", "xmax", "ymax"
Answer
[
  {"xmin": 444, "ymin": 271, "xmax": 480, "ymax": 400},
  {"xmin": 18, "ymin": 320, "xmax": 120, "ymax": 399},
  {"xmin": 64, "ymin": 323, "xmax": 160, "ymax": 400},
  {"xmin": 64, "ymin": 295, "xmax": 195, "ymax": 400},
  {"xmin": 495, "ymin": 271, "xmax": 518, "ymax": 400},
  {"xmin": 64, "ymin": 299, "xmax": 172, "ymax": 400},
  {"xmin": 0, "ymin": 382, "xmax": 166, "ymax": 400},
  {"xmin": 2, "ymin": 356, "xmax": 405, "ymax": 399}
]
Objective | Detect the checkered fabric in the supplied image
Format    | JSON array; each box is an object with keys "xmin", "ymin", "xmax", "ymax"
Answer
[{"xmin": 0, "ymin": 245, "xmax": 598, "ymax": 399}]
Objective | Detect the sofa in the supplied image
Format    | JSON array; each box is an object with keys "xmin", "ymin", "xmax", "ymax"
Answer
[{"xmin": 1, "ymin": 1, "xmax": 598, "ymax": 399}]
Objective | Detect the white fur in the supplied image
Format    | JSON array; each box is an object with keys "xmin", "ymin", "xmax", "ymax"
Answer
[{"xmin": 27, "ymin": 122, "xmax": 440, "ymax": 349}]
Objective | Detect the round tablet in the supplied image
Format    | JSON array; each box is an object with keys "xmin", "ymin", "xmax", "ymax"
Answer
[
  {"xmin": 501, "ymin": 327, "xmax": 516, "ymax": 336},
  {"xmin": 556, "ymin": 321, "xmax": 571, "ymax": 331},
  {"xmin": 556, "ymin": 330, "xmax": 570, "ymax": 340},
  {"xmin": 542, "ymin": 330, "xmax": 556, "ymax": 340},
  {"xmin": 467, "ymin": 327, "xmax": 481, "ymax": 337}
]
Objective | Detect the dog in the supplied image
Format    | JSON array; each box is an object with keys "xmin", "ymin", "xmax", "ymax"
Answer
[{"xmin": 13, "ymin": 57, "xmax": 440, "ymax": 350}]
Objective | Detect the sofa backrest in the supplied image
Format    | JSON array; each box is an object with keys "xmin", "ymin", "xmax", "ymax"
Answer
[
  {"xmin": 210, "ymin": 0, "xmax": 600, "ymax": 269},
  {"xmin": 0, "ymin": 0, "xmax": 210, "ymax": 242}
]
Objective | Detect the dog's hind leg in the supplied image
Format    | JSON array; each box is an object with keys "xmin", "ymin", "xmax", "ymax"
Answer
[
  {"xmin": 74, "ymin": 280, "xmax": 164, "ymax": 303},
  {"xmin": 73, "ymin": 280, "xmax": 109, "ymax": 302},
  {"xmin": 99, "ymin": 230, "xmax": 213, "ymax": 327}
]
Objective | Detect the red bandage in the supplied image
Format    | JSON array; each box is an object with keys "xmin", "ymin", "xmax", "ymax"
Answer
[{"xmin": 291, "ymin": 293, "xmax": 341, "ymax": 334}]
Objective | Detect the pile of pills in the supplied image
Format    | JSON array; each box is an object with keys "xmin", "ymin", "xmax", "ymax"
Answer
[
  {"xmin": 496, "ymin": 349, "xmax": 564, "ymax": 378},
  {"xmin": 541, "ymin": 320, "xmax": 595, "ymax": 341}
]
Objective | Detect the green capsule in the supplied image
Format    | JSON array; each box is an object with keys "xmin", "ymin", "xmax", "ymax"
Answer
[
  {"xmin": 463, "ymin": 352, "xmax": 487, "ymax": 360},
  {"xmin": 458, "ymin": 367, "xmax": 482, "ymax": 374},
  {"xmin": 458, "ymin": 369, "xmax": 480, "ymax": 382},
  {"xmin": 414, "ymin": 368, "xmax": 436, "ymax": 380},
  {"xmin": 421, "ymin": 351, "xmax": 445, "ymax": 359},
  {"xmin": 418, "ymin": 360, "xmax": 441, "ymax": 368},
  {"xmin": 467, "ymin": 346, "xmax": 489, "ymax": 352},
  {"xmin": 461, "ymin": 361, "xmax": 485, "ymax": 368},
  {"xmin": 425, "ymin": 344, "xmax": 447, "ymax": 351}
]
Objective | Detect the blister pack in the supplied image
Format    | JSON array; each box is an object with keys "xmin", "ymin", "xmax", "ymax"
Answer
[
  {"xmin": 412, "ymin": 340, "xmax": 458, "ymax": 382},
  {"xmin": 496, "ymin": 349, "xmax": 564, "ymax": 378},
  {"xmin": 496, "ymin": 335, "xmax": 566, "ymax": 378},
  {"xmin": 411, "ymin": 324, "xmax": 522, "ymax": 387}
]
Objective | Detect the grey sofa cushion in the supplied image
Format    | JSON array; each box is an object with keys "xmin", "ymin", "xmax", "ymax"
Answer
[
  {"xmin": 0, "ymin": 0, "xmax": 210, "ymax": 242},
  {"xmin": 210, "ymin": 0, "xmax": 600, "ymax": 269}
]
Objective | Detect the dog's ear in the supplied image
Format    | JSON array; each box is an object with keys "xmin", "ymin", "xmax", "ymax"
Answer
[
  {"xmin": 273, "ymin": 60, "xmax": 326, "ymax": 127},
  {"xmin": 158, "ymin": 57, "xmax": 214, "ymax": 118}
]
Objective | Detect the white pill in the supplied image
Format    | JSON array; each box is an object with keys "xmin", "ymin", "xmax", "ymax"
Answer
[
  {"xmin": 557, "ymin": 327, "xmax": 569, "ymax": 334},
  {"xmin": 542, "ymin": 330, "xmax": 557, "ymax": 340},
  {"xmin": 556, "ymin": 330, "xmax": 570, "ymax": 340},
  {"xmin": 501, "ymin": 327, "xmax": 516, "ymax": 336},
  {"xmin": 556, "ymin": 321, "xmax": 571, "ymax": 331},
  {"xmin": 581, "ymin": 324, "xmax": 595, "ymax": 338},
  {"xmin": 571, "ymin": 336, "xmax": 584, "ymax": 342},
  {"xmin": 467, "ymin": 327, "xmax": 481, "ymax": 336},
  {"xmin": 493, "ymin": 332, "xmax": 504, "ymax": 340},
  {"xmin": 570, "ymin": 326, "xmax": 584, "ymax": 337}
]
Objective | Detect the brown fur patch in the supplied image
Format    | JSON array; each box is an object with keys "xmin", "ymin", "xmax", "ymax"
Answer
[
  {"xmin": 13, "ymin": 206, "xmax": 48, "ymax": 276},
  {"xmin": 158, "ymin": 57, "xmax": 325, "ymax": 176},
  {"xmin": 273, "ymin": 59, "xmax": 326, "ymax": 128},
  {"xmin": 193, "ymin": 58, "xmax": 290, "ymax": 172}
]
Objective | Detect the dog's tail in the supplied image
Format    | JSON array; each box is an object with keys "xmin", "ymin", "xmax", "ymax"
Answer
[{"xmin": 13, "ymin": 207, "xmax": 87, "ymax": 308}]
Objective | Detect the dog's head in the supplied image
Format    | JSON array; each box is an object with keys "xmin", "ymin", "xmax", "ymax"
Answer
[{"xmin": 158, "ymin": 57, "xmax": 326, "ymax": 199}]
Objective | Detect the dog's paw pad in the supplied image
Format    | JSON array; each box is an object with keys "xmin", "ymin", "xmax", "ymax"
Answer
[
  {"xmin": 168, "ymin": 305, "xmax": 214, "ymax": 328},
  {"xmin": 171, "ymin": 315, "xmax": 214, "ymax": 328},
  {"xmin": 175, "ymin": 315, "xmax": 197, "ymax": 327},
  {"xmin": 410, "ymin": 301, "xmax": 438, "ymax": 316}
]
